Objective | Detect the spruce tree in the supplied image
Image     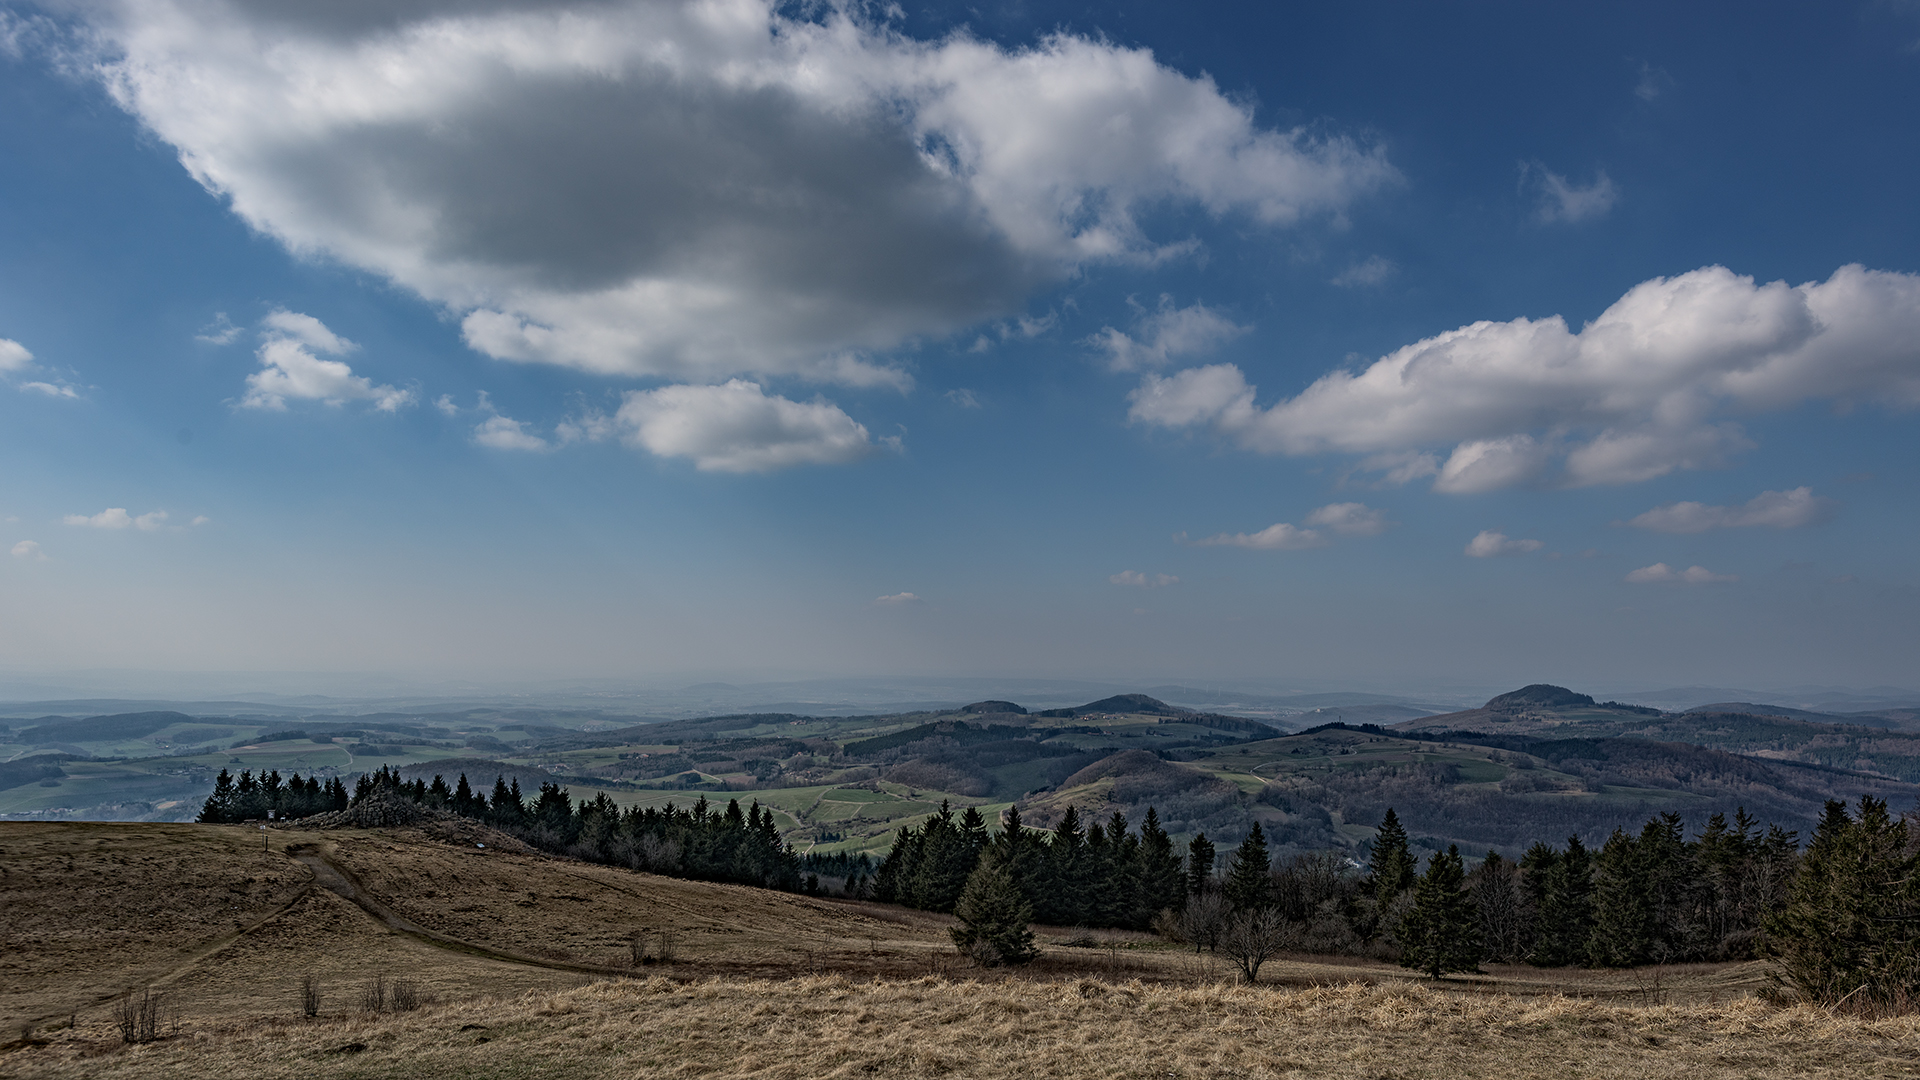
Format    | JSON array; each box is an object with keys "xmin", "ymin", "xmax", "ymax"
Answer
[
  {"xmin": 1186, "ymin": 833, "xmax": 1217, "ymax": 894},
  {"xmin": 1137, "ymin": 807, "xmax": 1188, "ymax": 921},
  {"xmin": 1038, "ymin": 807, "xmax": 1086, "ymax": 925},
  {"xmin": 1368, "ymin": 808, "xmax": 1417, "ymax": 909},
  {"xmin": 1587, "ymin": 828, "xmax": 1652, "ymax": 967},
  {"xmin": 1531, "ymin": 835, "xmax": 1595, "ymax": 967},
  {"xmin": 1224, "ymin": 823, "xmax": 1271, "ymax": 911},
  {"xmin": 197, "ymin": 769, "xmax": 236, "ymax": 823},
  {"xmin": 1398, "ymin": 846, "xmax": 1481, "ymax": 979},
  {"xmin": 1768, "ymin": 796, "xmax": 1920, "ymax": 1005},
  {"xmin": 950, "ymin": 849, "xmax": 1039, "ymax": 965}
]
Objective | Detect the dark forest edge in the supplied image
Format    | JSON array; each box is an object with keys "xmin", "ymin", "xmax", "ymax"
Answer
[{"xmin": 197, "ymin": 765, "xmax": 1920, "ymax": 1006}]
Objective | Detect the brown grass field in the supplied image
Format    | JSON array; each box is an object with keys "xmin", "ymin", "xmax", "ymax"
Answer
[{"xmin": 2, "ymin": 821, "xmax": 1914, "ymax": 1079}]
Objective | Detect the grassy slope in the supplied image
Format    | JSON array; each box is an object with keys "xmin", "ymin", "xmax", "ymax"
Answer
[{"xmin": 14, "ymin": 820, "xmax": 1915, "ymax": 1080}]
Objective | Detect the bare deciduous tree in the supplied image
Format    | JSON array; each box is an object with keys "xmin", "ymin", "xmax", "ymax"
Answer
[{"xmin": 1220, "ymin": 908, "xmax": 1295, "ymax": 983}]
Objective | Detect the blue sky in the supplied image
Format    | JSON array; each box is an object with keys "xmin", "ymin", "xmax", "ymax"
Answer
[{"xmin": 2, "ymin": 0, "xmax": 1917, "ymax": 694}]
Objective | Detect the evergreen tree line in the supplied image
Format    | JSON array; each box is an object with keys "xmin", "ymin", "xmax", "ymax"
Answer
[
  {"xmin": 196, "ymin": 768, "xmax": 349, "ymax": 823},
  {"xmin": 205, "ymin": 766, "xmax": 813, "ymax": 893},
  {"xmin": 874, "ymin": 803, "xmax": 1187, "ymax": 930}
]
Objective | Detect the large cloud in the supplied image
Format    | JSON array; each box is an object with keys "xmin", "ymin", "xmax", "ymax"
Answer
[
  {"xmin": 1131, "ymin": 265, "xmax": 1920, "ymax": 490},
  {"xmin": 68, "ymin": 0, "xmax": 1393, "ymax": 386}
]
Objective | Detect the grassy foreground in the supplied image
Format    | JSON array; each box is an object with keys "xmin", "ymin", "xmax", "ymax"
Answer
[{"xmin": 9, "ymin": 975, "xmax": 1920, "ymax": 1080}]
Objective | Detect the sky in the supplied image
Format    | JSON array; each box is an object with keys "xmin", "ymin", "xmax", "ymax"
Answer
[{"xmin": 2, "ymin": 0, "xmax": 1918, "ymax": 696}]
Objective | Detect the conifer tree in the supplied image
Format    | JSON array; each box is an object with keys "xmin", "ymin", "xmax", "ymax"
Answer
[
  {"xmin": 1368, "ymin": 808, "xmax": 1417, "ymax": 908},
  {"xmin": 1398, "ymin": 845, "xmax": 1480, "ymax": 979},
  {"xmin": 1038, "ymin": 807, "xmax": 1086, "ymax": 925},
  {"xmin": 950, "ymin": 849, "xmax": 1039, "ymax": 965},
  {"xmin": 1768, "ymin": 796, "xmax": 1920, "ymax": 1005},
  {"xmin": 1224, "ymin": 823, "xmax": 1271, "ymax": 911},
  {"xmin": 1587, "ymin": 828, "xmax": 1652, "ymax": 967},
  {"xmin": 1186, "ymin": 833, "xmax": 1217, "ymax": 894},
  {"xmin": 1531, "ymin": 835, "xmax": 1595, "ymax": 966},
  {"xmin": 197, "ymin": 769, "xmax": 236, "ymax": 823},
  {"xmin": 1137, "ymin": 807, "xmax": 1188, "ymax": 921}
]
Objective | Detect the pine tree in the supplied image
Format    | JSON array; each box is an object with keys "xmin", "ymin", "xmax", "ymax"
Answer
[
  {"xmin": 950, "ymin": 849, "xmax": 1038, "ymax": 965},
  {"xmin": 1587, "ymin": 828, "xmax": 1652, "ymax": 967},
  {"xmin": 1037, "ymin": 807, "xmax": 1086, "ymax": 925},
  {"xmin": 1768, "ymin": 796, "xmax": 1920, "ymax": 1005},
  {"xmin": 1186, "ymin": 833, "xmax": 1217, "ymax": 894},
  {"xmin": 197, "ymin": 769, "xmax": 236, "ymax": 823},
  {"xmin": 1224, "ymin": 823, "xmax": 1271, "ymax": 911},
  {"xmin": 1531, "ymin": 835, "xmax": 1595, "ymax": 967},
  {"xmin": 1398, "ymin": 846, "xmax": 1481, "ymax": 979},
  {"xmin": 1368, "ymin": 808, "xmax": 1417, "ymax": 908},
  {"xmin": 1137, "ymin": 807, "xmax": 1187, "ymax": 921}
]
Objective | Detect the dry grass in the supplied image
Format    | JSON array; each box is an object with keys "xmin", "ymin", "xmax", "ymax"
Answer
[
  {"xmin": 10, "ymin": 975, "xmax": 1920, "ymax": 1079},
  {"xmin": 2, "ymin": 822, "xmax": 1900, "ymax": 1078}
]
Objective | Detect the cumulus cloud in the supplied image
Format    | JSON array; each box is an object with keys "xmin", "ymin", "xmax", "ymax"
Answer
[
  {"xmin": 1110, "ymin": 570, "xmax": 1178, "ymax": 587},
  {"xmin": 0, "ymin": 337, "xmax": 30, "ymax": 372},
  {"xmin": 1185, "ymin": 502, "xmax": 1387, "ymax": 550},
  {"xmin": 1625, "ymin": 562, "xmax": 1737, "ymax": 585},
  {"xmin": 239, "ymin": 311, "xmax": 413, "ymax": 412},
  {"xmin": 1625, "ymin": 486, "xmax": 1832, "ymax": 533},
  {"xmin": 1331, "ymin": 255, "xmax": 1396, "ymax": 288},
  {"xmin": 873, "ymin": 592, "xmax": 924, "ymax": 605},
  {"xmin": 1131, "ymin": 265, "xmax": 1920, "ymax": 491},
  {"xmin": 10, "ymin": 540, "xmax": 47, "ymax": 560},
  {"xmin": 609, "ymin": 379, "xmax": 886, "ymax": 472},
  {"xmin": 472, "ymin": 414, "xmax": 550, "ymax": 452},
  {"xmin": 71, "ymin": 0, "xmax": 1392, "ymax": 386},
  {"xmin": 1089, "ymin": 296, "xmax": 1251, "ymax": 371},
  {"xmin": 1464, "ymin": 530, "xmax": 1544, "ymax": 557},
  {"xmin": 1526, "ymin": 164, "xmax": 1618, "ymax": 224},
  {"xmin": 63, "ymin": 508, "xmax": 168, "ymax": 530}
]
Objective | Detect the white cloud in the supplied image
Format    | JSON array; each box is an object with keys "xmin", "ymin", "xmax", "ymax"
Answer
[
  {"xmin": 434, "ymin": 394, "xmax": 460, "ymax": 416},
  {"xmin": 874, "ymin": 592, "xmax": 924, "ymax": 605},
  {"xmin": 63, "ymin": 508, "xmax": 168, "ymax": 531},
  {"xmin": 1130, "ymin": 265, "xmax": 1920, "ymax": 490},
  {"xmin": 1625, "ymin": 562, "xmax": 1738, "ymax": 585},
  {"xmin": 613, "ymin": 380, "xmax": 885, "ymax": 472},
  {"xmin": 10, "ymin": 540, "xmax": 46, "ymax": 560},
  {"xmin": 472, "ymin": 414, "xmax": 550, "ymax": 452},
  {"xmin": 195, "ymin": 312, "xmax": 240, "ymax": 345},
  {"xmin": 1184, "ymin": 501, "xmax": 1389, "ymax": 551},
  {"xmin": 239, "ymin": 311, "xmax": 414, "ymax": 412},
  {"xmin": 1110, "ymin": 570, "xmax": 1178, "ymax": 587},
  {"xmin": 1526, "ymin": 164, "xmax": 1618, "ymax": 224},
  {"xmin": 1464, "ymin": 530, "xmax": 1544, "ymax": 558},
  {"xmin": 19, "ymin": 381, "xmax": 77, "ymax": 398},
  {"xmin": 1625, "ymin": 486, "xmax": 1832, "ymax": 533},
  {"xmin": 1189, "ymin": 521, "xmax": 1325, "ymax": 550},
  {"xmin": 1090, "ymin": 296, "xmax": 1251, "ymax": 371},
  {"xmin": 945, "ymin": 388, "xmax": 981, "ymax": 409},
  {"xmin": 191, "ymin": 515, "xmax": 210, "ymax": 526},
  {"xmin": 1303, "ymin": 501, "xmax": 1390, "ymax": 537},
  {"xmin": 1331, "ymin": 255, "xmax": 1396, "ymax": 288},
  {"xmin": 0, "ymin": 337, "xmax": 30, "ymax": 371},
  {"xmin": 73, "ymin": 1, "xmax": 1393, "ymax": 386}
]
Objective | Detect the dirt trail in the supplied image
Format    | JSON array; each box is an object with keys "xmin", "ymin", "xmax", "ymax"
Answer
[{"xmin": 286, "ymin": 845, "xmax": 626, "ymax": 977}]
